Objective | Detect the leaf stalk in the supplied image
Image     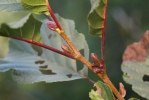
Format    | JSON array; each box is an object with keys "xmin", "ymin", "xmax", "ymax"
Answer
[
  {"xmin": 101, "ymin": 2, "xmax": 107, "ymax": 65},
  {"xmin": 2, "ymin": 35, "xmax": 75, "ymax": 59}
]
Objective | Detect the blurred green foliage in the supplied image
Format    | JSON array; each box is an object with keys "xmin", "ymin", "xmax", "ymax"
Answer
[{"xmin": 0, "ymin": 0, "xmax": 148, "ymax": 100}]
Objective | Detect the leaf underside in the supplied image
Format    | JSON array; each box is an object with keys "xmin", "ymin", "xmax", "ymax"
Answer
[
  {"xmin": 87, "ymin": 0, "xmax": 107, "ymax": 37},
  {"xmin": 0, "ymin": 13, "xmax": 89, "ymax": 83},
  {"xmin": 0, "ymin": 0, "xmax": 25, "ymax": 12},
  {"xmin": 121, "ymin": 57, "xmax": 149, "ymax": 99},
  {"xmin": 0, "ymin": 0, "xmax": 48, "ymax": 15},
  {"xmin": 89, "ymin": 81, "xmax": 114, "ymax": 100},
  {"xmin": 121, "ymin": 31, "xmax": 149, "ymax": 99}
]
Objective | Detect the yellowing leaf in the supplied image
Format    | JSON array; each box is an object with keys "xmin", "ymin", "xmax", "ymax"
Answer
[{"xmin": 89, "ymin": 81, "xmax": 114, "ymax": 100}]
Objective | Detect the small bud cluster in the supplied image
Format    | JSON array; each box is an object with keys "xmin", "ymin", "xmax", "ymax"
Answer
[
  {"xmin": 91, "ymin": 53, "xmax": 105, "ymax": 74},
  {"xmin": 61, "ymin": 45, "xmax": 74, "ymax": 54}
]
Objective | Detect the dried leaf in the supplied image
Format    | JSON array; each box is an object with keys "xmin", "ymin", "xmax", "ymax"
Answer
[{"xmin": 123, "ymin": 31, "xmax": 149, "ymax": 62}]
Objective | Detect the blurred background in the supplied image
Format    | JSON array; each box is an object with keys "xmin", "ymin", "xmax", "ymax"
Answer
[{"xmin": 0, "ymin": 0, "xmax": 149, "ymax": 100}]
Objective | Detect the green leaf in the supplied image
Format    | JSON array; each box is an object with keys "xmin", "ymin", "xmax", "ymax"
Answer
[
  {"xmin": 90, "ymin": 90, "xmax": 104, "ymax": 100},
  {"xmin": 0, "ymin": 11, "xmax": 29, "ymax": 24},
  {"xmin": 0, "ymin": 14, "xmax": 89, "ymax": 83},
  {"xmin": 121, "ymin": 58, "xmax": 149, "ymax": 99},
  {"xmin": 0, "ymin": 11, "xmax": 29, "ymax": 58},
  {"xmin": 0, "ymin": 37, "xmax": 9, "ymax": 58},
  {"xmin": 0, "ymin": 13, "xmax": 42, "ymax": 43},
  {"xmin": 89, "ymin": 81, "xmax": 114, "ymax": 100},
  {"xmin": 0, "ymin": 0, "xmax": 25, "ymax": 12},
  {"xmin": 22, "ymin": 0, "xmax": 49, "ymax": 15},
  {"xmin": 87, "ymin": 0, "xmax": 107, "ymax": 37},
  {"xmin": 128, "ymin": 98, "xmax": 140, "ymax": 100}
]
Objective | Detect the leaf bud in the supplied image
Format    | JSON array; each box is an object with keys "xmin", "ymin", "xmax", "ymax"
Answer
[
  {"xmin": 61, "ymin": 45, "xmax": 74, "ymax": 54},
  {"xmin": 46, "ymin": 21, "xmax": 58, "ymax": 31},
  {"xmin": 91, "ymin": 53, "xmax": 100, "ymax": 64},
  {"xmin": 119, "ymin": 83, "xmax": 126, "ymax": 98}
]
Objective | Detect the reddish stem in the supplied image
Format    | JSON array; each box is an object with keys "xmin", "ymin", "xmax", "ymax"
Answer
[
  {"xmin": 85, "ymin": 77, "xmax": 95, "ymax": 84},
  {"xmin": 45, "ymin": 14, "xmax": 53, "ymax": 21},
  {"xmin": 46, "ymin": 0, "xmax": 63, "ymax": 30},
  {"xmin": 2, "ymin": 36, "xmax": 75, "ymax": 59},
  {"xmin": 101, "ymin": 4, "xmax": 107, "ymax": 63}
]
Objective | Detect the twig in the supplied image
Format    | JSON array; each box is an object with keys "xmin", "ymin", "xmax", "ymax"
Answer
[
  {"xmin": 79, "ymin": 57, "xmax": 124, "ymax": 100},
  {"xmin": 45, "ymin": 0, "xmax": 81, "ymax": 59},
  {"xmin": 85, "ymin": 77, "xmax": 95, "ymax": 85},
  {"xmin": 45, "ymin": 1, "xmax": 124, "ymax": 100},
  {"xmin": 46, "ymin": 0, "xmax": 62, "ymax": 30},
  {"xmin": 2, "ymin": 35, "xmax": 75, "ymax": 59},
  {"xmin": 101, "ymin": 2, "xmax": 107, "ymax": 64},
  {"xmin": 45, "ymin": 14, "xmax": 53, "ymax": 21}
]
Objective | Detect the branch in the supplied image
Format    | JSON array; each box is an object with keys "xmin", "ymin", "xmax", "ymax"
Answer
[{"xmin": 46, "ymin": 1, "xmax": 124, "ymax": 100}]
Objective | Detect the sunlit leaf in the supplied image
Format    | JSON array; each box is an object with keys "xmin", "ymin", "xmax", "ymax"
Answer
[
  {"xmin": 0, "ymin": 11, "xmax": 29, "ymax": 58},
  {"xmin": 87, "ymin": 0, "xmax": 107, "ymax": 37},
  {"xmin": 0, "ymin": 0, "xmax": 25, "ymax": 12},
  {"xmin": 0, "ymin": 13, "xmax": 42, "ymax": 43},
  {"xmin": 0, "ymin": 11, "xmax": 29, "ymax": 24},
  {"xmin": 22, "ymin": 0, "xmax": 49, "ymax": 15},
  {"xmin": 0, "ymin": 37, "xmax": 8, "ymax": 58},
  {"xmin": 89, "ymin": 81, "xmax": 114, "ymax": 100}
]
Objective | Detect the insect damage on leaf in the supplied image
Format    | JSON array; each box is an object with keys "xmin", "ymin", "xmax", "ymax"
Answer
[
  {"xmin": 123, "ymin": 30, "xmax": 149, "ymax": 62},
  {"xmin": 48, "ymin": 34, "xmax": 52, "ymax": 39},
  {"xmin": 39, "ymin": 65, "xmax": 48, "ymax": 68},
  {"xmin": 35, "ymin": 60, "xmax": 45, "ymax": 64},
  {"xmin": 66, "ymin": 74, "xmax": 72, "ymax": 78},
  {"xmin": 39, "ymin": 68, "xmax": 56, "ymax": 75},
  {"xmin": 142, "ymin": 74, "xmax": 149, "ymax": 82},
  {"xmin": 0, "ymin": 14, "xmax": 89, "ymax": 84}
]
